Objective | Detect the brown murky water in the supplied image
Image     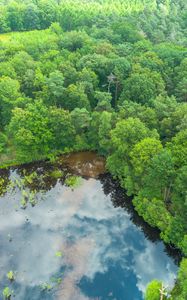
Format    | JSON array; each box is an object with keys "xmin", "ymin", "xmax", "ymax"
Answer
[{"xmin": 58, "ymin": 152, "xmax": 106, "ymax": 178}]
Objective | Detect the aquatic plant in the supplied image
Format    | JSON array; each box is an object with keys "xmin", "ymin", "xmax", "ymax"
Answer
[
  {"xmin": 48, "ymin": 153, "xmax": 58, "ymax": 163},
  {"xmin": 2, "ymin": 287, "xmax": 11, "ymax": 299},
  {"xmin": 65, "ymin": 175, "xmax": 82, "ymax": 188},
  {"xmin": 54, "ymin": 277, "xmax": 62, "ymax": 285},
  {"xmin": 8, "ymin": 174, "xmax": 39, "ymax": 208},
  {"xmin": 40, "ymin": 283, "xmax": 52, "ymax": 291},
  {"xmin": 50, "ymin": 169, "xmax": 64, "ymax": 179},
  {"xmin": 14, "ymin": 178, "xmax": 22, "ymax": 189},
  {"xmin": 22, "ymin": 189, "xmax": 29, "ymax": 198},
  {"xmin": 7, "ymin": 271, "xmax": 14, "ymax": 281},
  {"xmin": 20, "ymin": 197, "xmax": 27, "ymax": 209},
  {"xmin": 9, "ymin": 172, "xmax": 38, "ymax": 194},
  {"xmin": 23, "ymin": 171, "xmax": 37, "ymax": 184},
  {"xmin": 41, "ymin": 275, "xmax": 63, "ymax": 292},
  {"xmin": 8, "ymin": 177, "xmax": 24, "ymax": 192},
  {"xmin": 55, "ymin": 251, "xmax": 62, "ymax": 258},
  {"xmin": 0, "ymin": 178, "xmax": 6, "ymax": 196},
  {"xmin": 19, "ymin": 188, "xmax": 37, "ymax": 208},
  {"xmin": 28, "ymin": 190, "xmax": 37, "ymax": 206},
  {"xmin": 50, "ymin": 275, "xmax": 63, "ymax": 285},
  {"xmin": 20, "ymin": 189, "xmax": 29, "ymax": 208}
]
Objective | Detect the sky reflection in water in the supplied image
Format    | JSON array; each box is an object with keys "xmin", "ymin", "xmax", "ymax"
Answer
[{"xmin": 0, "ymin": 170, "xmax": 178, "ymax": 300}]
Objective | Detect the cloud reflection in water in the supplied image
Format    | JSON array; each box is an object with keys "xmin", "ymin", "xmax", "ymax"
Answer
[{"xmin": 0, "ymin": 176, "xmax": 177, "ymax": 300}]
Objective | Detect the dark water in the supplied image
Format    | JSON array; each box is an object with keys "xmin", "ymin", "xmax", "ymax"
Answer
[{"xmin": 0, "ymin": 153, "xmax": 180, "ymax": 300}]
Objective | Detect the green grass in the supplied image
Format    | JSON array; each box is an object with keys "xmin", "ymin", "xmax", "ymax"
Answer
[
  {"xmin": 0, "ymin": 32, "xmax": 12, "ymax": 42},
  {"xmin": 50, "ymin": 169, "xmax": 64, "ymax": 179},
  {"xmin": 0, "ymin": 29, "xmax": 46, "ymax": 41}
]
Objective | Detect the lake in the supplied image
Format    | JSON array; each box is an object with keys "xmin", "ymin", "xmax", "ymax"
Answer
[{"xmin": 0, "ymin": 152, "xmax": 180, "ymax": 300}]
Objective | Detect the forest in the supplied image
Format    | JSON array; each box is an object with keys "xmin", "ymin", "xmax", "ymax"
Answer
[{"xmin": 0, "ymin": 0, "xmax": 187, "ymax": 299}]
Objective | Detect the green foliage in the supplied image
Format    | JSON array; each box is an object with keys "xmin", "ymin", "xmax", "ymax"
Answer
[
  {"xmin": 2, "ymin": 287, "xmax": 11, "ymax": 299},
  {"xmin": 40, "ymin": 283, "xmax": 52, "ymax": 291},
  {"xmin": 145, "ymin": 280, "xmax": 162, "ymax": 300},
  {"xmin": 0, "ymin": 132, "xmax": 7, "ymax": 153},
  {"xmin": 130, "ymin": 138, "xmax": 163, "ymax": 177},
  {"xmin": 172, "ymin": 259, "xmax": 187, "ymax": 300},
  {"xmin": 98, "ymin": 111, "xmax": 113, "ymax": 155},
  {"xmin": 8, "ymin": 100, "xmax": 75, "ymax": 160},
  {"xmin": 71, "ymin": 108, "xmax": 91, "ymax": 134},
  {"xmin": 120, "ymin": 66, "xmax": 165, "ymax": 105},
  {"xmin": 129, "ymin": 138, "xmax": 163, "ymax": 191},
  {"xmin": 107, "ymin": 117, "xmax": 158, "ymax": 192},
  {"xmin": 0, "ymin": 2, "xmax": 186, "ymax": 297},
  {"xmin": 0, "ymin": 0, "xmax": 159, "ymax": 34},
  {"xmin": 7, "ymin": 271, "xmax": 14, "ymax": 281},
  {"xmin": 169, "ymin": 129, "xmax": 187, "ymax": 167},
  {"xmin": 46, "ymin": 70, "xmax": 65, "ymax": 106},
  {"xmin": 133, "ymin": 196, "xmax": 171, "ymax": 232},
  {"xmin": 0, "ymin": 178, "xmax": 6, "ymax": 196},
  {"xmin": 95, "ymin": 92, "xmax": 112, "ymax": 112},
  {"xmin": 65, "ymin": 175, "xmax": 82, "ymax": 188},
  {"xmin": 63, "ymin": 83, "xmax": 90, "ymax": 111},
  {"xmin": 181, "ymin": 235, "xmax": 187, "ymax": 256},
  {"xmin": 50, "ymin": 169, "xmax": 64, "ymax": 179},
  {"xmin": 55, "ymin": 251, "xmax": 63, "ymax": 258},
  {"xmin": 177, "ymin": 259, "xmax": 187, "ymax": 298},
  {"xmin": 0, "ymin": 76, "xmax": 21, "ymax": 127},
  {"xmin": 112, "ymin": 22, "xmax": 143, "ymax": 43}
]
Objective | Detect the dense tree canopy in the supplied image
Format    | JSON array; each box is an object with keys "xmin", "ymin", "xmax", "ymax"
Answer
[{"xmin": 0, "ymin": 0, "xmax": 186, "ymax": 299}]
